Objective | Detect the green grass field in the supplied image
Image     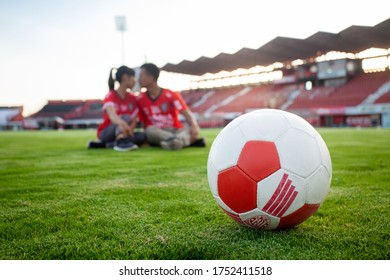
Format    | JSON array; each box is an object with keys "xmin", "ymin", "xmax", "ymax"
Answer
[{"xmin": 0, "ymin": 128, "xmax": 389, "ymax": 260}]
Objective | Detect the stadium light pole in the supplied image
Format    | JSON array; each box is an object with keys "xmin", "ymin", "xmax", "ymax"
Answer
[{"xmin": 115, "ymin": 16, "xmax": 127, "ymax": 64}]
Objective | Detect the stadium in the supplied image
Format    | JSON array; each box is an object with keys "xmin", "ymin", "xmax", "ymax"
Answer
[
  {"xmin": 3, "ymin": 18, "xmax": 389, "ymax": 131},
  {"xmin": 0, "ymin": 7, "xmax": 389, "ymax": 266}
]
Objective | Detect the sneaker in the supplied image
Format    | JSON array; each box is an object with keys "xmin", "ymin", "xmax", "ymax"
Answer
[
  {"xmin": 160, "ymin": 139, "xmax": 173, "ymax": 150},
  {"xmin": 190, "ymin": 138, "xmax": 206, "ymax": 147},
  {"xmin": 171, "ymin": 138, "xmax": 184, "ymax": 150},
  {"xmin": 87, "ymin": 141, "xmax": 116, "ymax": 149},
  {"xmin": 105, "ymin": 141, "xmax": 115, "ymax": 148},
  {"xmin": 87, "ymin": 141, "xmax": 106, "ymax": 149},
  {"xmin": 114, "ymin": 138, "xmax": 138, "ymax": 152},
  {"xmin": 160, "ymin": 137, "xmax": 184, "ymax": 150}
]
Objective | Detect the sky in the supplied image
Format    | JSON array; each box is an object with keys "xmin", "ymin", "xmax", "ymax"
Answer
[{"xmin": 0, "ymin": 0, "xmax": 388, "ymax": 116}]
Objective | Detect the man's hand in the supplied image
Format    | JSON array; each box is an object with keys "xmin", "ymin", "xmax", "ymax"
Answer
[
  {"xmin": 182, "ymin": 109, "xmax": 200, "ymax": 143},
  {"xmin": 190, "ymin": 123, "xmax": 199, "ymax": 142}
]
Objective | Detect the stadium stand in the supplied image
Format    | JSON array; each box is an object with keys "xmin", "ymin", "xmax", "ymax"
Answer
[
  {"xmin": 0, "ymin": 106, "xmax": 23, "ymax": 130},
  {"xmin": 191, "ymin": 87, "xmax": 243, "ymax": 114},
  {"xmin": 27, "ymin": 68, "xmax": 389, "ymax": 130},
  {"xmin": 180, "ymin": 68, "xmax": 390, "ymax": 128},
  {"xmin": 374, "ymin": 90, "xmax": 390, "ymax": 104},
  {"xmin": 30, "ymin": 100, "xmax": 85, "ymax": 119},
  {"xmin": 214, "ymin": 84, "xmax": 296, "ymax": 113},
  {"xmin": 28, "ymin": 100, "xmax": 103, "ymax": 129},
  {"xmin": 181, "ymin": 89, "xmax": 208, "ymax": 107},
  {"xmin": 64, "ymin": 100, "xmax": 103, "ymax": 128},
  {"xmin": 287, "ymin": 71, "xmax": 390, "ymax": 109}
]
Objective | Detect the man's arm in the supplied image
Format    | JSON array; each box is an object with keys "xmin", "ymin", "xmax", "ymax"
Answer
[{"xmin": 181, "ymin": 109, "xmax": 200, "ymax": 143}]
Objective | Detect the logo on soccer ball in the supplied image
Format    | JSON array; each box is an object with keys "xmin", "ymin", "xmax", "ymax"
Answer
[
  {"xmin": 243, "ymin": 215, "xmax": 271, "ymax": 229},
  {"xmin": 207, "ymin": 109, "xmax": 332, "ymax": 230}
]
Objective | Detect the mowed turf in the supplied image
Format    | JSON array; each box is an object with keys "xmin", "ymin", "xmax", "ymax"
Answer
[{"xmin": 0, "ymin": 128, "xmax": 389, "ymax": 260}]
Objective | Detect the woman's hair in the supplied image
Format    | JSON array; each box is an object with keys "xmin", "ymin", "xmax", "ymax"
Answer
[{"xmin": 108, "ymin": 66, "xmax": 135, "ymax": 90}]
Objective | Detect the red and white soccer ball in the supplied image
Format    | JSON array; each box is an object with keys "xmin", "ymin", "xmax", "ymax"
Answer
[{"xmin": 207, "ymin": 109, "xmax": 332, "ymax": 230}]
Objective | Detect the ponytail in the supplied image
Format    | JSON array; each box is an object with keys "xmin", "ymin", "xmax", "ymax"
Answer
[
  {"xmin": 108, "ymin": 68, "xmax": 116, "ymax": 90},
  {"xmin": 108, "ymin": 66, "xmax": 135, "ymax": 90}
]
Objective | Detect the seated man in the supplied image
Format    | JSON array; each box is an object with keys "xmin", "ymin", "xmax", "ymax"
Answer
[{"xmin": 137, "ymin": 63, "xmax": 203, "ymax": 150}]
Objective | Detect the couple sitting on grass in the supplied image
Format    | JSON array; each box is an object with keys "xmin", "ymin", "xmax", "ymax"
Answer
[{"xmin": 90, "ymin": 63, "xmax": 205, "ymax": 151}]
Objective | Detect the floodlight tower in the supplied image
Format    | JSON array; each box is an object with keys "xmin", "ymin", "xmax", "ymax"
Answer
[{"xmin": 115, "ymin": 16, "xmax": 127, "ymax": 64}]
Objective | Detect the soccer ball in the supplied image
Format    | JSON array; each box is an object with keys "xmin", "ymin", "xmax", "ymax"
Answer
[{"xmin": 207, "ymin": 109, "xmax": 332, "ymax": 230}]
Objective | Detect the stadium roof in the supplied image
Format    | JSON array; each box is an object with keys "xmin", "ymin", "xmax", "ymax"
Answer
[{"xmin": 162, "ymin": 18, "xmax": 390, "ymax": 75}]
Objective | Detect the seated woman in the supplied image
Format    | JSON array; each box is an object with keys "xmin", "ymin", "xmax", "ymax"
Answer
[{"xmin": 94, "ymin": 66, "xmax": 146, "ymax": 151}]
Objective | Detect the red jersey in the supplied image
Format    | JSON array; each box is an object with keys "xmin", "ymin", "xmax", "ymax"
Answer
[
  {"xmin": 97, "ymin": 90, "xmax": 138, "ymax": 137},
  {"xmin": 137, "ymin": 88, "xmax": 188, "ymax": 129}
]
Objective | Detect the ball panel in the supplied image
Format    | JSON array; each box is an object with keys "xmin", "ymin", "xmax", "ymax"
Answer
[
  {"xmin": 237, "ymin": 109, "xmax": 291, "ymax": 142},
  {"xmin": 207, "ymin": 159, "xmax": 219, "ymax": 197},
  {"xmin": 305, "ymin": 165, "xmax": 331, "ymax": 204},
  {"xmin": 315, "ymin": 132, "xmax": 332, "ymax": 176},
  {"xmin": 213, "ymin": 195, "xmax": 238, "ymax": 215},
  {"xmin": 283, "ymin": 111, "xmax": 317, "ymax": 137},
  {"xmin": 257, "ymin": 169, "xmax": 306, "ymax": 218},
  {"xmin": 277, "ymin": 203, "xmax": 320, "ymax": 229},
  {"xmin": 208, "ymin": 123, "xmax": 247, "ymax": 171},
  {"xmin": 276, "ymin": 128, "xmax": 321, "ymax": 177},
  {"xmin": 237, "ymin": 141, "xmax": 281, "ymax": 181},
  {"xmin": 218, "ymin": 166, "xmax": 257, "ymax": 213},
  {"xmin": 239, "ymin": 208, "xmax": 280, "ymax": 230}
]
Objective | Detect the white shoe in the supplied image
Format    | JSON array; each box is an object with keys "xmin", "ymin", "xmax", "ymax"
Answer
[{"xmin": 160, "ymin": 137, "xmax": 183, "ymax": 150}]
